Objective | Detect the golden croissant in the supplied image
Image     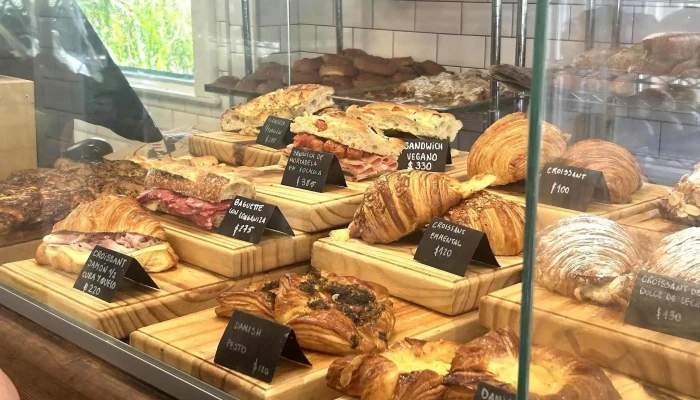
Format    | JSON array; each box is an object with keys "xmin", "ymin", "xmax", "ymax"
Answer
[
  {"xmin": 467, "ymin": 112, "xmax": 567, "ymax": 185},
  {"xmin": 348, "ymin": 171, "xmax": 496, "ymax": 244},
  {"xmin": 443, "ymin": 191, "xmax": 525, "ymax": 256},
  {"xmin": 644, "ymin": 228, "xmax": 700, "ymax": 284},
  {"xmin": 563, "ymin": 139, "xmax": 643, "ymax": 203}
]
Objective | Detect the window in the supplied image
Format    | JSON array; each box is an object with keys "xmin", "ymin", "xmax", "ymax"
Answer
[{"xmin": 78, "ymin": 0, "xmax": 195, "ymax": 79}]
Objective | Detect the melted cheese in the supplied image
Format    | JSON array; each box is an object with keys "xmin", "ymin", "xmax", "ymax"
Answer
[
  {"xmin": 487, "ymin": 358, "xmax": 563, "ymax": 395},
  {"xmin": 382, "ymin": 353, "xmax": 451, "ymax": 375}
]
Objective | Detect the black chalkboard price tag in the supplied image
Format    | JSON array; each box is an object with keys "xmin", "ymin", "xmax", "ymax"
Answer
[
  {"xmin": 218, "ymin": 196, "xmax": 294, "ymax": 244},
  {"xmin": 414, "ymin": 217, "xmax": 500, "ymax": 277},
  {"xmin": 73, "ymin": 245, "xmax": 159, "ymax": 302},
  {"xmin": 214, "ymin": 311, "xmax": 312, "ymax": 383},
  {"xmin": 397, "ymin": 139, "xmax": 449, "ymax": 172},
  {"xmin": 624, "ymin": 271, "xmax": 700, "ymax": 342},
  {"xmin": 256, "ymin": 116, "xmax": 294, "ymax": 149},
  {"xmin": 473, "ymin": 382, "xmax": 516, "ymax": 400},
  {"xmin": 281, "ymin": 148, "xmax": 347, "ymax": 193},
  {"xmin": 538, "ymin": 163, "xmax": 611, "ymax": 212}
]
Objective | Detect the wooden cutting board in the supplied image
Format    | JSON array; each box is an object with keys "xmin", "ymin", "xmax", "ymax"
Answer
[
  {"xmin": 0, "ymin": 260, "xmax": 308, "ymax": 339},
  {"xmin": 312, "ymin": 230, "xmax": 523, "ymax": 315},
  {"xmin": 488, "ymin": 183, "xmax": 670, "ymax": 230},
  {"xmin": 130, "ymin": 299, "xmax": 485, "ymax": 400},
  {"xmin": 231, "ymin": 155, "xmax": 469, "ymax": 233},
  {"xmin": 480, "ymin": 284, "xmax": 700, "ymax": 398},
  {"xmin": 155, "ymin": 214, "xmax": 328, "ymax": 278},
  {"xmin": 189, "ymin": 132, "xmax": 282, "ymax": 167}
]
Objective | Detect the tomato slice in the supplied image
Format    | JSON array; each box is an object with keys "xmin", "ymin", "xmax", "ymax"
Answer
[{"xmin": 314, "ymin": 120, "xmax": 328, "ymax": 131}]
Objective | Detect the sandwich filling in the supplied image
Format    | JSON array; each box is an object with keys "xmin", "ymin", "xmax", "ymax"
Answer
[
  {"xmin": 283, "ymin": 132, "xmax": 398, "ymax": 181},
  {"xmin": 136, "ymin": 189, "xmax": 231, "ymax": 229},
  {"xmin": 43, "ymin": 232, "xmax": 162, "ymax": 254}
]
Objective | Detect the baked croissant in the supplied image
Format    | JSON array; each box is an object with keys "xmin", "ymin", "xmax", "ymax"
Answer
[
  {"xmin": 659, "ymin": 162, "xmax": 700, "ymax": 226},
  {"xmin": 535, "ymin": 215, "xmax": 643, "ymax": 307},
  {"xmin": 562, "ymin": 139, "xmax": 643, "ymax": 203},
  {"xmin": 443, "ymin": 328, "xmax": 621, "ymax": 400},
  {"xmin": 348, "ymin": 171, "xmax": 496, "ymax": 244},
  {"xmin": 643, "ymin": 228, "xmax": 700, "ymax": 284},
  {"xmin": 467, "ymin": 112, "xmax": 568, "ymax": 185},
  {"xmin": 443, "ymin": 191, "xmax": 525, "ymax": 256},
  {"xmin": 216, "ymin": 268, "xmax": 395, "ymax": 355},
  {"xmin": 327, "ymin": 338, "xmax": 461, "ymax": 400}
]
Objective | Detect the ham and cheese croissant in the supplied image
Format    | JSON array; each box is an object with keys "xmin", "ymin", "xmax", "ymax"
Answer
[{"xmin": 348, "ymin": 171, "xmax": 496, "ymax": 244}]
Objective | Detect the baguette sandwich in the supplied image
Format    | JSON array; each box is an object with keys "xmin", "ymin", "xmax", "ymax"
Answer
[
  {"xmin": 346, "ymin": 102, "xmax": 463, "ymax": 142},
  {"xmin": 285, "ymin": 112, "xmax": 405, "ymax": 181},
  {"xmin": 221, "ymin": 84, "xmax": 335, "ymax": 131},
  {"xmin": 36, "ymin": 196, "xmax": 179, "ymax": 273},
  {"xmin": 136, "ymin": 164, "xmax": 255, "ymax": 229}
]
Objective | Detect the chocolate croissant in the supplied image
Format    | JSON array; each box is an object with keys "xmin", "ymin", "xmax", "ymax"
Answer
[
  {"xmin": 443, "ymin": 191, "xmax": 525, "ymax": 256},
  {"xmin": 467, "ymin": 112, "xmax": 568, "ymax": 185},
  {"xmin": 535, "ymin": 215, "xmax": 643, "ymax": 307},
  {"xmin": 563, "ymin": 139, "xmax": 643, "ymax": 203},
  {"xmin": 348, "ymin": 171, "xmax": 496, "ymax": 244}
]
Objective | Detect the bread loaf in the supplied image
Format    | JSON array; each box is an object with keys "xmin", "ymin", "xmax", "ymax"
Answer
[
  {"xmin": 319, "ymin": 63, "xmax": 357, "ymax": 77},
  {"xmin": 354, "ymin": 55, "xmax": 399, "ymax": 76},
  {"xmin": 643, "ymin": 32, "xmax": 700, "ymax": 62},
  {"xmin": 293, "ymin": 57, "xmax": 324, "ymax": 72}
]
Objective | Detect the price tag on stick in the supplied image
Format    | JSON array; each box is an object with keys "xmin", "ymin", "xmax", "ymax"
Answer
[
  {"xmin": 256, "ymin": 116, "xmax": 294, "ymax": 149},
  {"xmin": 624, "ymin": 271, "xmax": 700, "ymax": 342},
  {"xmin": 414, "ymin": 218, "xmax": 500, "ymax": 277},
  {"xmin": 473, "ymin": 382, "xmax": 516, "ymax": 400},
  {"xmin": 73, "ymin": 246, "xmax": 159, "ymax": 302},
  {"xmin": 281, "ymin": 148, "xmax": 347, "ymax": 193},
  {"xmin": 214, "ymin": 311, "xmax": 312, "ymax": 383},
  {"xmin": 397, "ymin": 139, "xmax": 450, "ymax": 172},
  {"xmin": 218, "ymin": 196, "xmax": 294, "ymax": 244},
  {"xmin": 538, "ymin": 163, "xmax": 611, "ymax": 212}
]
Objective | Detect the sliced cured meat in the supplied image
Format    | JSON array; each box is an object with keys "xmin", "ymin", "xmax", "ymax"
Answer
[
  {"xmin": 43, "ymin": 232, "xmax": 162, "ymax": 254},
  {"xmin": 136, "ymin": 189, "xmax": 231, "ymax": 229},
  {"xmin": 283, "ymin": 145, "xmax": 398, "ymax": 181}
]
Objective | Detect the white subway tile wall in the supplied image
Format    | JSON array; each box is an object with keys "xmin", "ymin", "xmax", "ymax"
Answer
[
  {"xmin": 373, "ymin": 0, "xmax": 416, "ymax": 31},
  {"xmin": 415, "ymin": 2, "xmax": 461, "ymax": 34},
  {"xmin": 393, "ymin": 31, "xmax": 438, "ymax": 61}
]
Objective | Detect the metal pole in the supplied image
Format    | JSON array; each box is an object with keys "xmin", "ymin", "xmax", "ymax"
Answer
[
  {"xmin": 286, "ymin": 0, "xmax": 291, "ymax": 86},
  {"xmin": 611, "ymin": 0, "xmax": 622, "ymax": 47},
  {"xmin": 515, "ymin": 0, "xmax": 528, "ymax": 113},
  {"xmin": 335, "ymin": 0, "xmax": 344, "ymax": 53},
  {"xmin": 584, "ymin": 0, "xmax": 596, "ymax": 50},
  {"xmin": 242, "ymin": 0, "xmax": 253, "ymax": 76},
  {"xmin": 489, "ymin": 0, "xmax": 502, "ymax": 124}
]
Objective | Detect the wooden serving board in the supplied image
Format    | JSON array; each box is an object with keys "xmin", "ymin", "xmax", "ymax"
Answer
[
  {"xmin": 189, "ymin": 131, "xmax": 282, "ymax": 167},
  {"xmin": 130, "ymin": 298, "xmax": 485, "ymax": 400},
  {"xmin": 617, "ymin": 207, "xmax": 689, "ymax": 234},
  {"xmin": 488, "ymin": 183, "xmax": 670, "ymax": 230},
  {"xmin": 0, "ymin": 260, "xmax": 308, "ymax": 339},
  {"xmin": 155, "ymin": 214, "xmax": 328, "ymax": 278},
  {"xmin": 312, "ymin": 230, "xmax": 523, "ymax": 315},
  {"xmin": 233, "ymin": 155, "xmax": 469, "ymax": 233},
  {"xmin": 480, "ymin": 284, "xmax": 700, "ymax": 397}
]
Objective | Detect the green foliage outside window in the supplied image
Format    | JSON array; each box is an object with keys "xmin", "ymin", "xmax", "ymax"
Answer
[{"xmin": 78, "ymin": 0, "xmax": 194, "ymax": 76}]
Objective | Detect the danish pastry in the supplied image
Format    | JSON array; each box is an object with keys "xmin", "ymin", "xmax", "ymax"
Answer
[
  {"xmin": 444, "ymin": 329, "xmax": 621, "ymax": 400},
  {"xmin": 443, "ymin": 191, "xmax": 525, "ymax": 256},
  {"xmin": 562, "ymin": 139, "xmax": 643, "ymax": 204},
  {"xmin": 467, "ymin": 112, "xmax": 568, "ymax": 185},
  {"xmin": 659, "ymin": 163, "xmax": 700, "ymax": 226},
  {"xmin": 535, "ymin": 215, "xmax": 643, "ymax": 307},
  {"xmin": 216, "ymin": 268, "xmax": 395, "ymax": 355}
]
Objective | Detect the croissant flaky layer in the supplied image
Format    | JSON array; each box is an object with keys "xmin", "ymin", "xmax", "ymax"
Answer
[
  {"xmin": 535, "ymin": 215, "xmax": 643, "ymax": 307},
  {"xmin": 645, "ymin": 227, "xmax": 700, "ymax": 284},
  {"xmin": 563, "ymin": 139, "xmax": 643, "ymax": 203},
  {"xmin": 348, "ymin": 171, "xmax": 496, "ymax": 244},
  {"xmin": 216, "ymin": 269, "xmax": 395, "ymax": 355},
  {"xmin": 443, "ymin": 191, "xmax": 525, "ymax": 256},
  {"xmin": 467, "ymin": 112, "xmax": 568, "ymax": 185}
]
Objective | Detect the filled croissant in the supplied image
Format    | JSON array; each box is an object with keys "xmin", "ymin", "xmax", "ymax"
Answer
[
  {"xmin": 443, "ymin": 191, "xmax": 525, "ymax": 256},
  {"xmin": 535, "ymin": 215, "xmax": 643, "ymax": 307},
  {"xmin": 348, "ymin": 171, "xmax": 496, "ymax": 244},
  {"xmin": 467, "ymin": 112, "xmax": 567, "ymax": 185},
  {"xmin": 562, "ymin": 139, "xmax": 643, "ymax": 203},
  {"xmin": 644, "ymin": 228, "xmax": 700, "ymax": 284}
]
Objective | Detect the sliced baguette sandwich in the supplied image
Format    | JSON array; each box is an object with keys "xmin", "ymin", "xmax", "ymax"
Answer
[
  {"xmin": 221, "ymin": 84, "xmax": 335, "ymax": 131},
  {"xmin": 137, "ymin": 164, "xmax": 255, "ymax": 229},
  {"xmin": 36, "ymin": 196, "xmax": 179, "ymax": 273},
  {"xmin": 285, "ymin": 111, "xmax": 405, "ymax": 181},
  {"xmin": 345, "ymin": 102, "xmax": 463, "ymax": 142}
]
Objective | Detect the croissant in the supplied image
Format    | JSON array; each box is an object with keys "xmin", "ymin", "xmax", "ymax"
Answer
[
  {"xmin": 535, "ymin": 215, "xmax": 643, "ymax": 307},
  {"xmin": 443, "ymin": 328, "xmax": 621, "ymax": 400},
  {"xmin": 348, "ymin": 171, "xmax": 496, "ymax": 244},
  {"xmin": 467, "ymin": 112, "xmax": 568, "ymax": 185},
  {"xmin": 562, "ymin": 139, "xmax": 643, "ymax": 203},
  {"xmin": 216, "ymin": 268, "xmax": 395, "ymax": 355},
  {"xmin": 659, "ymin": 163, "xmax": 700, "ymax": 226},
  {"xmin": 443, "ymin": 191, "xmax": 525, "ymax": 256},
  {"xmin": 327, "ymin": 338, "xmax": 461, "ymax": 400},
  {"xmin": 644, "ymin": 228, "xmax": 700, "ymax": 284}
]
